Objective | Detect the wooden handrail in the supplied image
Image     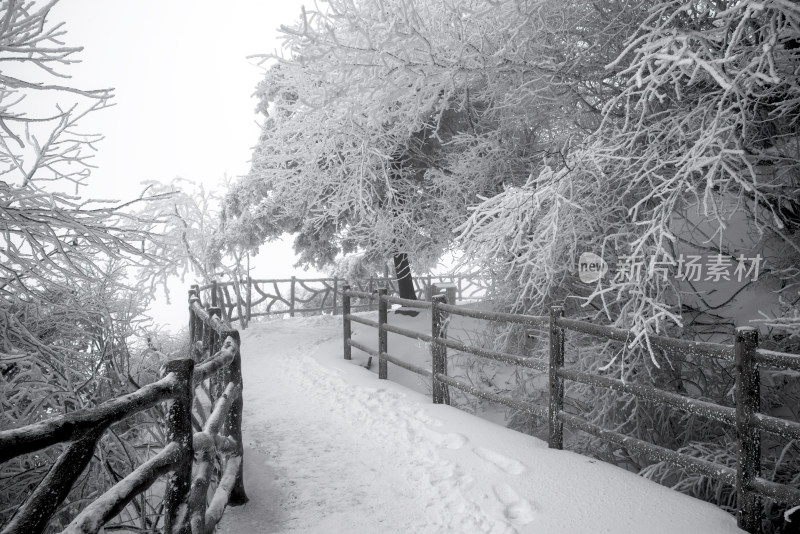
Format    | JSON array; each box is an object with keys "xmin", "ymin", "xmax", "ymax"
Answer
[
  {"xmin": 204, "ymin": 382, "xmax": 241, "ymax": 435},
  {"xmin": 2, "ymin": 426, "xmax": 106, "ymax": 534},
  {"xmin": 343, "ymin": 288, "xmax": 376, "ymax": 300},
  {"xmin": 1, "ymin": 286, "xmax": 247, "ymax": 534},
  {"xmin": 199, "ymin": 275, "xmax": 489, "ymax": 325},
  {"xmin": 190, "ymin": 299, "xmax": 229, "ymax": 336},
  {"xmin": 62, "ymin": 442, "xmax": 183, "ymax": 534},
  {"xmin": 203, "ymin": 455, "xmax": 243, "ymax": 533},
  {"xmin": 755, "ymin": 347, "xmax": 800, "ymax": 372},
  {"xmin": 0, "ymin": 373, "xmax": 177, "ymax": 464},
  {"xmin": 193, "ymin": 337, "xmax": 238, "ymax": 383},
  {"xmin": 434, "ymin": 336, "xmax": 548, "ymax": 371},
  {"xmin": 557, "ymin": 367, "xmax": 738, "ymax": 426},
  {"xmin": 188, "ymin": 381, "xmax": 242, "ymax": 534},
  {"xmin": 436, "ymin": 373, "xmax": 547, "ymax": 418},
  {"xmin": 437, "ymin": 301, "xmax": 547, "ymax": 326},
  {"xmin": 555, "ymin": 316, "xmax": 733, "ymax": 360},
  {"xmin": 382, "ymin": 294, "xmax": 433, "ymax": 309},
  {"xmin": 187, "ymin": 285, "xmax": 248, "ymax": 519}
]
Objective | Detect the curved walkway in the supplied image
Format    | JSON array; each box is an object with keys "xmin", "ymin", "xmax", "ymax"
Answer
[{"xmin": 218, "ymin": 315, "xmax": 742, "ymax": 534}]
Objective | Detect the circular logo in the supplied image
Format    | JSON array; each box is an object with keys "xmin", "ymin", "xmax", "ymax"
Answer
[{"xmin": 578, "ymin": 252, "xmax": 607, "ymax": 283}]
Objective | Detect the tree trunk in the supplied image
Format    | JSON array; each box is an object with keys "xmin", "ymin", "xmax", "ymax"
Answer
[{"xmin": 393, "ymin": 253, "xmax": 416, "ymax": 300}]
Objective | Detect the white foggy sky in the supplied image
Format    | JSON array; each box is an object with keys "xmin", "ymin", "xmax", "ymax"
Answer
[
  {"xmin": 49, "ymin": 0, "xmax": 321, "ymax": 328},
  {"xmin": 52, "ymin": 0, "xmax": 304, "ymax": 197}
]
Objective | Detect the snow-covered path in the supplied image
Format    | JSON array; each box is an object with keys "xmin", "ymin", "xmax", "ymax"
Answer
[{"xmin": 218, "ymin": 315, "xmax": 742, "ymax": 534}]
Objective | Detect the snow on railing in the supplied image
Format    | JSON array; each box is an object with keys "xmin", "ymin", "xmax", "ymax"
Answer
[
  {"xmin": 0, "ymin": 287, "xmax": 247, "ymax": 534},
  {"xmin": 339, "ymin": 286, "xmax": 800, "ymax": 534},
  {"xmin": 197, "ymin": 275, "xmax": 490, "ymax": 327}
]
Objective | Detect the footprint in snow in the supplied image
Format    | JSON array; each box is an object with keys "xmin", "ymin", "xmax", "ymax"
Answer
[
  {"xmin": 413, "ymin": 410, "xmax": 443, "ymax": 428},
  {"xmin": 427, "ymin": 462, "xmax": 455, "ymax": 483},
  {"xmin": 493, "ymin": 483, "xmax": 535, "ymax": 526},
  {"xmin": 472, "ymin": 447, "xmax": 527, "ymax": 475},
  {"xmin": 425, "ymin": 429, "xmax": 468, "ymax": 450}
]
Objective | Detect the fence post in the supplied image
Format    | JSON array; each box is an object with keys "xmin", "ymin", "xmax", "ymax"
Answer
[
  {"xmin": 548, "ymin": 306, "xmax": 565, "ymax": 449},
  {"xmin": 222, "ymin": 329, "xmax": 249, "ymax": 506},
  {"xmin": 378, "ymin": 288, "xmax": 388, "ymax": 379},
  {"xmin": 434, "ymin": 284, "xmax": 457, "ymax": 306},
  {"xmin": 431, "ymin": 294, "xmax": 450, "ymax": 405},
  {"xmin": 162, "ymin": 359, "xmax": 195, "ymax": 534},
  {"xmin": 343, "ymin": 285, "xmax": 352, "ymax": 360},
  {"xmin": 188, "ymin": 289, "xmax": 200, "ymax": 361},
  {"xmin": 735, "ymin": 327, "xmax": 761, "ymax": 533},
  {"xmin": 290, "ymin": 276, "xmax": 296, "ymax": 317},
  {"xmin": 211, "ymin": 279, "xmax": 218, "ymax": 307}
]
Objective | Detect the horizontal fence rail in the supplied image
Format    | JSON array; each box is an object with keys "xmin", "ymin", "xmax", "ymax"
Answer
[
  {"xmin": 0, "ymin": 287, "xmax": 247, "ymax": 534},
  {"xmin": 198, "ymin": 274, "xmax": 489, "ymax": 327},
  {"xmin": 339, "ymin": 285, "xmax": 800, "ymax": 534}
]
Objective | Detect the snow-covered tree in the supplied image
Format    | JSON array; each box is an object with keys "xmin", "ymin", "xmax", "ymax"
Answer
[
  {"xmin": 461, "ymin": 0, "xmax": 800, "ymax": 341},
  {"xmin": 222, "ymin": 0, "xmax": 637, "ymax": 297},
  {"xmin": 0, "ymin": 0, "xmax": 162, "ymax": 302},
  {"xmin": 136, "ymin": 177, "xmax": 249, "ymax": 298},
  {"xmin": 0, "ymin": 3, "xmax": 176, "ymax": 530}
]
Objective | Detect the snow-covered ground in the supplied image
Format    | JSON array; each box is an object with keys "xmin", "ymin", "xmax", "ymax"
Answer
[{"xmin": 218, "ymin": 313, "xmax": 743, "ymax": 533}]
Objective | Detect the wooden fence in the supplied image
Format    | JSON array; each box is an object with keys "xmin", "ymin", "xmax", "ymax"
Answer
[
  {"xmin": 341, "ymin": 286, "xmax": 800, "ymax": 534},
  {"xmin": 198, "ymin": 275, "xmax": 489, "ymax": 327},
  {"xmin": 0, "ymin": 287, "xmax": 247, "ymax": 534}
]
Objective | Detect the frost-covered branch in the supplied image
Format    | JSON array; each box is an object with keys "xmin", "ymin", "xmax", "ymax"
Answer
[
  {"xmin": 0, "ymin": 3, "xmax": 177, "ymax": 529},
  {"xmin": 227, "ymin": 0, "xmax": 631, "ymax": 274},
  {"xmin": 460, "ymin": 0, "xmax": 800, "ymax": 349}
]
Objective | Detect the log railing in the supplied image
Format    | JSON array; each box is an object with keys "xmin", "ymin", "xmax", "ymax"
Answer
[
  {"xmin": 198, "ymin": 274, "xmax": 489, "ymax": 327},
  {"xmin": 0, "ymin": 287, "xmax": 247, "ymax": 534},
  {"xmin": 340, "ymin": 286, "xmax": 800, "ymax": 534}
]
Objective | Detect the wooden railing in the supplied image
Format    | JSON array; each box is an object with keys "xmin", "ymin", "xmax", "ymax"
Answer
[
  {"xmin": 341, "ymin": 286, "xmax": 800, "ymax": 534},
  {"xmin": 198, "ymin": 274, "xmax": 489, "ymax": 327},
  {"xmin": 0, "ymin": 287, "xmax": 247, "ymax": 534}
]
